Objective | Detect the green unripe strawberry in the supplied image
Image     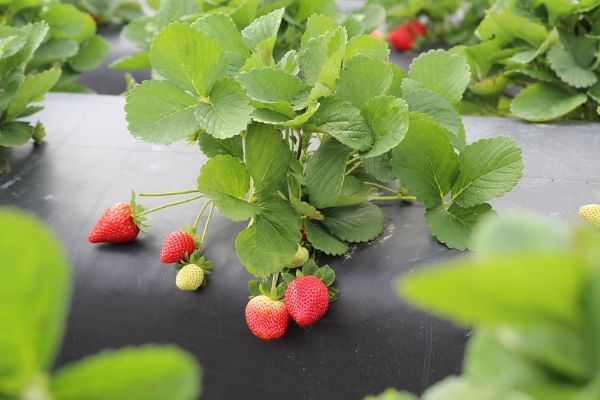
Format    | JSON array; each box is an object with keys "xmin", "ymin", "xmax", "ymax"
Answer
[
  {"xmin": 176, "ymin": 264, "xmax": 204, "ymax": 291},
  {"xmin": 288, "ymin": 245, "xmax": 309, "ymax": 268}
]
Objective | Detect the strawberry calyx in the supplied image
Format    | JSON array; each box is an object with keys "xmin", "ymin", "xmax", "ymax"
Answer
[
  {"xmin": 282, "ymin": 260, "xmax": 339, "ymax": 302},
  {"xmin": 129, "ymin": 191, "xmax": 148, "ymax": 232},
  {"xmin": 248, "ymin": 275, "xmax": 286, "ymax": 301},
  {"xmin": 176, "ymin": 250, "xmax": 213, "ymax": 274}
]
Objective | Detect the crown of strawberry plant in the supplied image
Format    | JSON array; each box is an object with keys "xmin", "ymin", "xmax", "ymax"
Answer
[
  {"xmin": 123, "ymin": 9, "xmax": 524, "ymax": 286},
  {"xmin": 455, "ymin": 0, "xmax": 600, "ymax": 121}
]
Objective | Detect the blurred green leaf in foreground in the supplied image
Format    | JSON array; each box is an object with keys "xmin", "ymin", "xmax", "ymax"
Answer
[{"xmin": 0, "ymin": 208, "xmax": 202, "ymax": 399}]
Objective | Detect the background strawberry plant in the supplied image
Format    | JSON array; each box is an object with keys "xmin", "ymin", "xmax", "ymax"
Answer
[{"xmin": 454, "ymin": 0, "xmax": 600, "ymax": 121}]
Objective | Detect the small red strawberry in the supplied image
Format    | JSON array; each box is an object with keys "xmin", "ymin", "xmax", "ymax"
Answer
[
  {"xmin": 388, "ymin": 27, "xmax": 414, "ymax": 51},
  {"xmin": 160, "ymin": 229, "xmax": 197, "ymax": 263},
  {"xmin": 88, "ymin": 195, "xmax": 145, "ymax": 243},
  {"xmin": 285, "ymin": 275, "xmax": 329, "ymax": 327},
  {"xmin": 406, "ymin": 21, "xmax": 427, "ymax": 37},
  {"xmin": 245, "ymin": 295, "xmax": 289, "ymax": 340}
]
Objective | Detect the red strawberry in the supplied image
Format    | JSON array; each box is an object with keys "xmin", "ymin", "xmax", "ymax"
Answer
[
  {"xmin": 160, "ymin": 231, "xmax": 197, "ymax": 263},
  {"xmin": 285, "ymin": 275, "xmax": 329, "ymax": 327},
  {"xmin": 89, "ymin": 194, "xmax": 145, "ymax": 244},
  {"xmin": 89, "ymin": 203, "xmax": 140, "ymax": 243},
  {"xmin": 245, "ymin": 295, "xmax": 289, "ymax": 340},
  {"xmin": 388, "ymin": 27, "xmax": 414, "ymax": 51},
  {"xmin": 406, "ymin": 21, "xmax": 427, "ymax": 37}
]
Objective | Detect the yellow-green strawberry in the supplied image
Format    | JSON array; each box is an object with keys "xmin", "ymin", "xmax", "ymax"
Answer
[
  {"xmin": 579, "ymin": 204, "xmax": 600, "ymax": 226},
  {"xmin": 176, "ymin": 264, "xmax": 204, "ymax": 291},
  {"xmin": 288, "ymin": 245, "xmax": 309, "ymax": 268}
]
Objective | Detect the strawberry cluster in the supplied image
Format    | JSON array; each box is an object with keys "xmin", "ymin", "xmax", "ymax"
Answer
[
  {"xmin": 245, "ymin": 259, "xmax": 339, "ymax": 340},
  {"xmin": 388, "ymin": 20, "xmax": 428, "ymax": 52}
]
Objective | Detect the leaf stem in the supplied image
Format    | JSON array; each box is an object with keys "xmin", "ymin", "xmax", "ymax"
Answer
[
  {"xmin": 137, "ymin": 194, "xmax": 205, "ymax": 216},
  {"xmin": 365, "ymin": 182, "xmax": 398, "ymax": 194},
  {"xmin": 199, "ymin": 203, "xmax": 215, "ymax": 246},
  {"xmin": 193, "ymin": 200, "xmax": 212, "ymax": 228},
  {"xmin": 372, "ymin": 195, "xmax": 417, "ymax": 202},
  {"xmin": 138, "ymin": 189, "xmax": 199, "ymax": 197},
  {"xmin": 270, "ymin": 273, "xmax": 279, "ymax": 297},
  {"xmin": 345, "ymin": 160, "xmax": 362, "ymax": 176}
]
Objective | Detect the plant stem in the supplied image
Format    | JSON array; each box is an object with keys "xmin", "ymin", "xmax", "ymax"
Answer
[
  {"xmin": 199, "ymin": 203, "xmax": 215, "ymax": 246},
  {"xmin": 365, "ymin": 182, "xmax": 398, "ymax": 194},
  {"xmin": 193, "ymin": 200, "xmax": 212, "ymax": 228},
  {"xmin": 138, "ymin": 189, "xmax": 199, "ymax": 197},
  {"xmin": 270, "ymin": 273, "xmax": 279, "ymax": 297},
  {"xmin": 137, "ymin": 194, "xmax": 205, "ymax": 216},
  {"xmin": 345, "ymin": 160, "xmax": 362, "ymax": 175},
  {"xmin": 296, "ymin": 130, "xmax": 303, "ymax": 160},
  {"xmin": 372, "ymin": 195, "xmax": 417, "ymax": 202}
]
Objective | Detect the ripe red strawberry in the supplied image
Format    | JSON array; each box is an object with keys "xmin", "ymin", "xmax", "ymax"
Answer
[
  {"xmin": 285, "ymin": 275, "xmax": 329, "ymax": 327},
  {"xmin": 245, "ymin": 295, "xmax": 289, "ymax": 340},
  {"xmin": 388, "ymin": 27, "xmax": 414, "ymax": 51},
  {"xmin": 89, "ymin": 203, "xmax": 140, "ymax": 243},
  {"xmin": 89, "ymin": 194, "xmax": 145, "ymax": 244},
  {"xmin": 160, "ymin": 230, "xmax": 197, "ymax": 263},
  {"xmin": 406, "ymin": 21, "xmax": 427, "ymax": 37}
]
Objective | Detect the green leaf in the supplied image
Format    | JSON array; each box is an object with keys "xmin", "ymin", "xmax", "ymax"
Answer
[
  {"xmin": 197, "ymin": 155, "xmax": 257, "ymax": 221},
  {"xmin": 301, "ymin": 14, "xmax": 338, "ymax": 46},
  {"xmin": 387, "ymin": 64, "xmax": 405, "ymax": 98},
  {"xmin": 150, "ymin": 22, "xmax": 224, "ymax": 97},
  {"xmin": 245, "ymin": 123, "xmax": 291, "ymax": 195},
  {"xmin": 363, "ymin": 154, "xmax": 394, "ymax": 183},
  {"xmin": 195, "ymin": 78, "xmax": 252, "ymax": 139},
  {"xmin": 407, "ymin": 50, "xmax": 471, "ymax": 106},
  {"xmin": 333, "ymin": 175, "xmax": 376, "ymax": 207},
  {"xmin": 452, "ymin": 136, "xmax": 523, "ymax": 208},
  {"xmin": 6, "ymin": 67, "xmax": 60, "ymax": 119},
  {"xmin": 477, "ymin": 10, "xmax": 548, "ymax": 48},
  {"xmin": 68, "ymin": 36, "xmax": 109, "ymax": 72},
  {"xmin": 125, "ymin": 80, "xmax": 198, "ymax": 144},
  {"xmin": 426, "ymin": 203, "xmax": 494, "ymax": 251},
  {"xmin": 510, "ymin": 83, "xmax": 588, "ymax": 122},
  {"xmin": 307, "ymin": 96, "xmax": 372, "ymax": 151},
  {"xmin": 0, "ymin": 210, "xmax": 70, "ymax": 394},
  {"xmin": 290, "ymin": 197, "xmax": 323, "ymax": 220},
  {"xmin": 235, "ymin": 197, "xmax": 300, "ymax": 277},
  {"xmin": 400, "ymin": 252, "xmax": 585, "ymax": 329},
  {"xmin": 336, "ymin": 55, "xmax": 392, "ymax": 107},
  {"xmin": 390, "ymin": 113, "xmax": 459, "ymax": 208},
  {"xmin": 403, "ymin": 89, "xmax": 466, "ymax": 149},
  {"xmin": 241, "ymin": 8, "xmax": 283, "ymax": 52},
  {"xmin": 322, "ymin": 202, "xmax": 384, "ymax": 243},
  {"xmin": 198, "ymin": 134, "xmax": 243, "ymax": 159},
  {"xmin": 470, "ymin": 212, "xmax": 570, "ymax": 255},
  {"xmin": 463, "ymin": 330, "xmax": 548, "ymax": 393},
  {"xmin": 237, "ymin": 67, "xmax": 307, "ymax": 116},
  {"xmin": 0, "ymin": 122, "xmax": 34, "ymax": 147},
  {"xmin": 305, "ymin": 139, "xmax": 353, "ymax": 208},
  {"xmin": 50, "ymin": 346, "xmax": 200, "ymax": 400},
  {"xmin": 361, "ymin": 96, "xmax": 409, "ymax": 158},
  {"xmin": 192, "ymin": 13, "xmax": 249, "ymax": 58},
  {"xmin": 43, "ymin": 3, "xmax": 96, "ymax": 42},
  {"xmin": 303, "ymin": 220, "xmax": 349, "ymax": 256},
  {"xmin": 109, "ymin": 51, "xmax": 150, "ymax": 71},
  {"xmin": 364, "ymin": 388, "xmax": 418, "ymax": 400},
  {"xmin": 547, "ymin": 45, "xmax": 597, "ymax": 89},
  {"xmin": 30, "ymin": 39, "xmax": 79, "ymax": 67},
  {"xmin": 344, "ymin": 35, "xmax": 389, "ymax": 62}
]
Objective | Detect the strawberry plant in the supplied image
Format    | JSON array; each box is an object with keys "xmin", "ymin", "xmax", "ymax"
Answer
[
  {"xmin": 95, "ymin": 10, "xmax": 523, "ymax": 339},
  {"xmin": 454, "ymin": 0, "xmax": 600, "ymax": 121},
  {"xmin": 0, "ymin": 208, "xmax": 202, "ymax": 399},
  {"xmin": 366, "ymin": 212, "xmax": 600, "ymax": 399},
  {"xmin": 0, "ymin": 0, "xmax": 109, "ymax": 92},
  {"xmin": 111, "ymin": 0, "xmax": 385, "ymax": 72}
]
